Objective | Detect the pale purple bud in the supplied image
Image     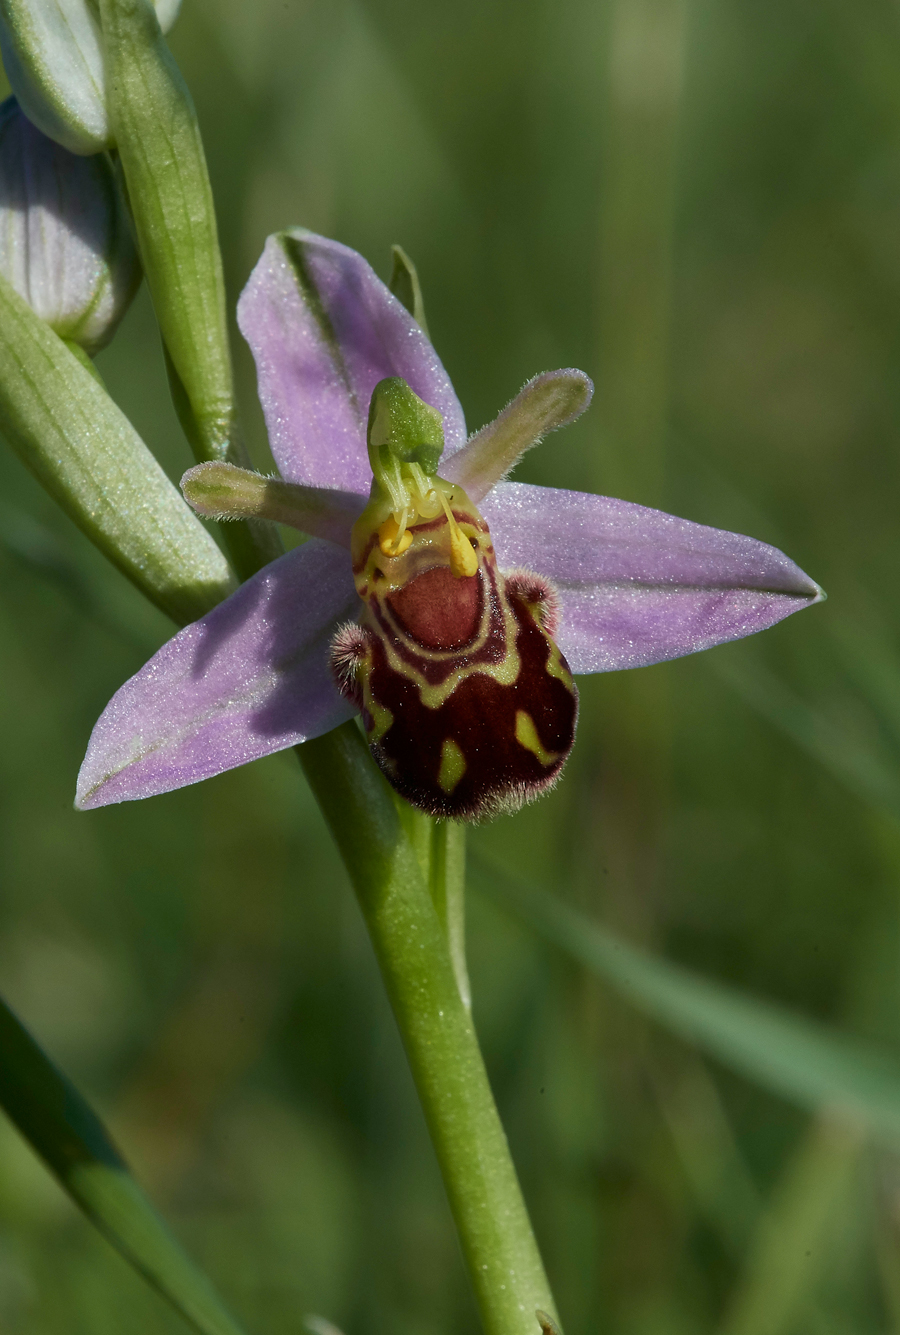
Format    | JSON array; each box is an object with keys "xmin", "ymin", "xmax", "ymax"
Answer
[
  {"xmin": 0, "ymin": 96, "xmax": 140, "ymax": 353},
  {"xmin": 0, "ymin": 0, "xmax": 183, "ymax": 155}
]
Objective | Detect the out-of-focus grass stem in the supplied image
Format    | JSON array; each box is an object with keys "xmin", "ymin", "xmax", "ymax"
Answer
[
  {"xmin": 717, "ymin": 1117, "xmax": 864, "ymax": 1335},
  {"xmin": 0, "ymin": 992, "xmax": 249, "ymax": 1335},
  {"xmin": 595, "ymin": 0, "xmax": 685, "ymax": 505}
]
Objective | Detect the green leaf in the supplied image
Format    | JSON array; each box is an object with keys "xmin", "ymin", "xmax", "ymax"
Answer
[
  {"xmin": 476, "ymin": 862, "xmax": 900, "ymax": 1147},
  {"xmin": 0, "ymin": 269, "xmax": 236, "ymax": 625},
  {"xmin": 0, "ymin": 993, "xmax": 249, "ymax": 1335}
]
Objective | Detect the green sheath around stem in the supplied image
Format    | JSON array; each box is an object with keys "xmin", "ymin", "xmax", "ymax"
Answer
[
  {"xmin": 298, "ymin": 724, "xmax": 560, "ymax": 1335},
  {"xmin": 99, "ymin": 0, "xmax": 232, "ymax": 463}
]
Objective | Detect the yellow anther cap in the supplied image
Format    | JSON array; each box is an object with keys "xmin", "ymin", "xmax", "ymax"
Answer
[{"xmin": 378, "ymin": 516, "xmax": 413, "ymax": 557}]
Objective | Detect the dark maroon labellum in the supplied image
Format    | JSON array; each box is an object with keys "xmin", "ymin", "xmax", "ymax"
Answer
[{"xmin": 331, "ymin": 481, "xmax": 578, "ymax": 821}]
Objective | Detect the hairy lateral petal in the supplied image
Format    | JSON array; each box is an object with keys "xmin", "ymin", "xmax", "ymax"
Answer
[
  {"xmin": 182, "ymin": 462, "xmax": 364, "ymax": 546},
  {"xmin": 76, "ymin": 541, "xmax": 358, "ymax": 808},
  {"xmin": 482, "ymin": 483, "xmax": 823, "ymax": 674},
  {"xmin": 237, "ymin": 229, "xmax": 466, "ymax": 495},
  {"xmin": 444, "ymin": 369, "xmax": 593, "ymax": 502}
]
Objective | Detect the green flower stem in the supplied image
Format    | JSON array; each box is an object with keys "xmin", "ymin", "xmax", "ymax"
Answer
[
  {"xmin": 395, "ymin": 798, "xmax": 434, "ymax": 884},
  {"xmin": 390, "ymin": 810, "xmax": 470, "ymax": 1007},
  {"xmin": 162, "ymin": 347, "xmax": 283, "ymax": 579},
  {"xmin": 297, "ymin": 724, "xmax": 560, "ymax": 1335}
]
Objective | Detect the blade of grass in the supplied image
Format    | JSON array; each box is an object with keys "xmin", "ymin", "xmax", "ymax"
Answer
[
  {"xmin": 827, "ymin": 613, "xmax": 900, "ymax": 752},
  {"xmin": 0, "ymin": 993, "xmax": 249, "ymax": 1335},
  {"xmin": 710, "ymin": 654, "xmax": 900, "ymax": 824},
  {"xmin": 651, "ymin": 1055, "xmax": 761, "ymax": 1254},
  {"xmin": 474, "ymin": 861, "xmax": 900, "ymax": 1148}
]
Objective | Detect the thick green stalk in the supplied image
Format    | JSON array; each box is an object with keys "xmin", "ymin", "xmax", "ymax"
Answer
[
  {"xmin": 297, "ymin": 725, "xmax": 560, "ymax": 1335},
  {"xmin": 99, "ymin": 0, "xmax": 231, "ymax": 462}
]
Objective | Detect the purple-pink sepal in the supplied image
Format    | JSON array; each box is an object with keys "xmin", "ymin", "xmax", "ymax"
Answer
[
  {"xmin": 237, "ymin": 230, "xmax": 466, "ymax": 496},
  {"xmin": 75, "ymin": 540, "xmax": 357, "ymax": 808},
  {"xmin": 483, "ymin": 482, "xmax": 823, "ymax": 673}
]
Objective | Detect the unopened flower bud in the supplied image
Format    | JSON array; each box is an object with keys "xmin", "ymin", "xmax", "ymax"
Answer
[
  {"xmin": 0, "ymin": 0, "xmax": 182, "ymax": 155},
  {"xmin": 0, "ymin": 96, "xmax": 140, "ymax": 353}
]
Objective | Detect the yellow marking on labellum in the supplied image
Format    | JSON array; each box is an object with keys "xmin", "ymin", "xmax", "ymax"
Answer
[
  {"xmin": 545, "ymin": 637, "xmax": 574, "ymax": 687},
  {"xmin": 514, "ymin": 710, "xmax": 562, "ymax": 767},
  {"xmin": 449, "ymin": 527, "xmax": 478, "ymax": 578},
  {"xmin": 438, "ymin": 738, "xmax": 467, "ymax": 794},
  {"xmin": 354, "ymin": 490, "xmax": 489, "ymax": 599},
  {"xmin": 378, "ymin": 515, "xmax": 413, "ymax": 557},
  {"xmin": 366, "ymin": 694, "xmax": 395, "ymax": 745}
]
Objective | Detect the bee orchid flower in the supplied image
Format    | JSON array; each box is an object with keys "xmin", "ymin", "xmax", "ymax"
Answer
[{"xmin": 75, "ymin": 230, "xmax": 823, "ymax": 819}]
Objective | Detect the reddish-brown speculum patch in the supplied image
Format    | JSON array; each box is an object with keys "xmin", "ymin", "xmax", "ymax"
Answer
[{"xmin": 388, "ymin": 566, "xmax": 482, "ymax": 651}]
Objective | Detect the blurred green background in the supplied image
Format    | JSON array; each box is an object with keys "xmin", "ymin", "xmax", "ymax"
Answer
[{"xmin": 2, "ymin": 0, "xmax": 900, "ymax": 1331}]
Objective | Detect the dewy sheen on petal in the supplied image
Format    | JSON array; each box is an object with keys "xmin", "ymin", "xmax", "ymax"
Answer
[
  {"xmin": 481, "ymin": 482, "xmax": 823, "ymax": 674},
  {"xmin": 75, "ymin": 540, "xmax": 359, "ymax": 809},
  {"xmin": 237, "ymin": 229, "xmax": 466, "ymax": 496}
]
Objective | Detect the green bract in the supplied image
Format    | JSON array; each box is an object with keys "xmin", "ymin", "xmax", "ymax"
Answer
[
  {"xmin": 100, "ymin": 0, "xmax": 235, "ymax": 468},
  {"xmin": 0, "ymin": 0, "xmax": 181, "ymax": 154},
  {"xmin": 0, "ymin": 268, "xmax": 236, "ymax": 624}
]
